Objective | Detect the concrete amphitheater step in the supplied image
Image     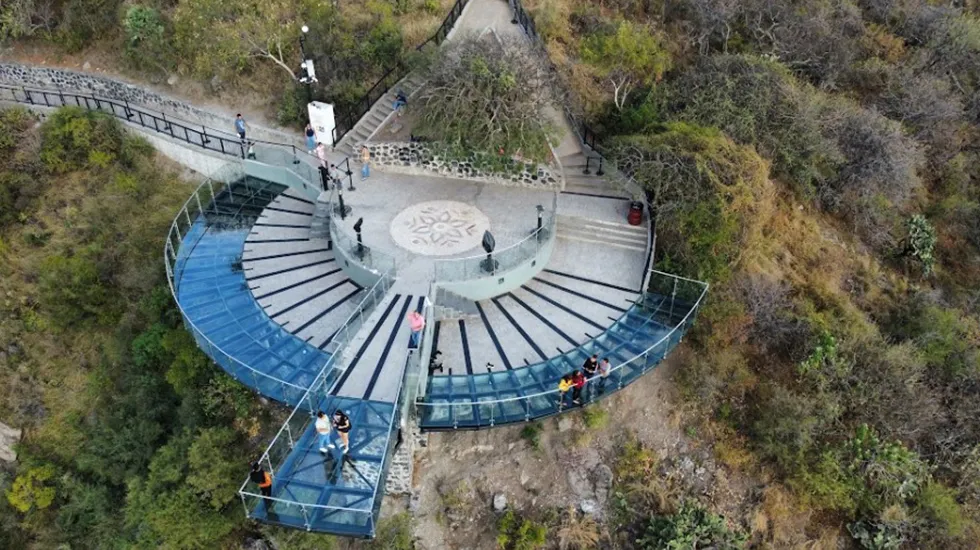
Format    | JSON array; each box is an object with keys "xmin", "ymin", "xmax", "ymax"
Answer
[
  {"xmin": 430, "ymin": 265, "xmax": 644, "ymax": 379},
  {"xmin": 556, "ymin": 214, "xmax": 647, "ymax": 252}
]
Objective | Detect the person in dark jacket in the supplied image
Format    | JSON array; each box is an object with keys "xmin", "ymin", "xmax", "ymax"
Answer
[
  {"xmin": 333, "ymin": 410, "xmax": 352, "ymax": 454},
  {"xmin": 571, "ymin": 370, "xmax": 586, "ymax": 405},
  {"xmin": 250, "ymin": 462, "xmax": 273, "ymax": 501}
]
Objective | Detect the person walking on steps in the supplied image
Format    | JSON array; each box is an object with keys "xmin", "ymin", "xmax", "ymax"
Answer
[
  {"xmin": 571, "ymin": 370, "xmax": 586, "ymax": 405},
  {"xmin": 315, "ymin": 142, "xmax": 328, "ymax": 169},
  {"xmin": 360, "ymin": 145, "xmax": 371, "ymax": 180},
  {"xmin": 316, "ymin": 410, "xmax": 333, "ymax": 454},
  {"xmin": 250, "ymin": 462, "xmax": 273, "ymax": 502},
  {"xmin": 333, "ymin": 410, "xmax": 351, "ymax": 454},
  {"xmin": 305, "ymin": 123, "xmax": 317, "ymax": 154},
  {"xmin": 557, "ymin": 373, "xmax": 574, "ymax": 407},
  {"xmin": 407, "ymin": 310, "xmax": 425, "ymax": 348},
  {"xmin": 235, "ymin": 114, "xmax": 247, "ymax": 142},
  {"xmin": 392, "ymin": 90, "xmax": 407, "ymax": 112}
]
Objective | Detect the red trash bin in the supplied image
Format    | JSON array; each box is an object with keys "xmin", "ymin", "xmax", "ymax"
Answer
[{"xmin": 627, "ymin": 201, "xmax": 643, "ymax": 226}]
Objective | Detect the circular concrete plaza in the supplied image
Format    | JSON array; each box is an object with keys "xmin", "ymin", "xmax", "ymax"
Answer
[{"xmin": 389, "ymin": 200, "xmax": 490, "ymax": 256}]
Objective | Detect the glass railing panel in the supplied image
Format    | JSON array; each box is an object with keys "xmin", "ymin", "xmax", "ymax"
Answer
[
  {"xmin": 490, "ymin": 371, "xmax": 517, "ymax": 391},
  {"xmin": 427, "ymin": 376, "xmax": 451, "ymax": 396},
  {"xmin": 497, "ymin": 394, "xmax": 524, "ymax": 422}
]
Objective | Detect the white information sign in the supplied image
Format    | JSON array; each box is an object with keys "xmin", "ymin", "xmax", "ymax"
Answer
[{"xmin": 308, "ymin": 101, "xmax": 336, "ymax": 145}]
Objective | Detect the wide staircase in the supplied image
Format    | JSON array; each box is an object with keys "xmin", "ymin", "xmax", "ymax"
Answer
[
  {"xmin": 171, "ymin": 176, "xmax": 336, "ymax": 405},
  {"xmin": 418, "ymin": 272, "xmax": 704, "ymax": 429}
]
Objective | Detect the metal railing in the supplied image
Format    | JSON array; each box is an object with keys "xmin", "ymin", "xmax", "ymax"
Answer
[
  {"xmin": 164, "ymin": 168, "xmax": 315, "ymax": 405},
  {"xmin": 0, "ymin": 85, "xmax": 285, "ymax": 158},
  {"xmin": 432, "ymin": 194, "xmax": 557, "ymax": 282},
  {"xmin": 416, "ymin": 270, "xmax": 708, "ymax": 427},
  {"xmin": 237, "ymin": 271, "xmax": 409, "ymax": 535},
  {"xmin": 407, "ymin": 287, "xmax": 437, "ymax": 410},
  {"xmin": 330, "ymin": 0, "xmax": 470, "ymax": 146},
  {"xmin": 328, "ymin": 214, "xmax": 397, "ymax": 275}
]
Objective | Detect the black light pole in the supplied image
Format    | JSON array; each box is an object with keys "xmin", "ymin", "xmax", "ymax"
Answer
[
  {"xmin": 298, "ymin": 25, "xmax": 313, "ymax": 104},
  {"xmin": 481, "ymin": 231, "xmax": 498, "ymax": 274},
  {"xmin": 335, "ymin": 187, "xmax": 351, "ymax": 220},
  {"xmin": 353, "ymin": 217, "xmax": 364, "ymax": 259}
]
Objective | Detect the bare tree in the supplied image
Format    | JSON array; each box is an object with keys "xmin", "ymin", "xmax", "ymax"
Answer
[{"xmin": 413, "ymin": 33, "xmax": 557, "ymax": 161}]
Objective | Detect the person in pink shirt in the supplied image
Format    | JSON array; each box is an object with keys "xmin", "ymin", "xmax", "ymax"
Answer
[
  {"xmin": 407, "ymin": 311, "xmax": 425, "ymax": 348},
  {"xmin": 315, "ymin": 142, "xmax": 328, "ymax": 168}
]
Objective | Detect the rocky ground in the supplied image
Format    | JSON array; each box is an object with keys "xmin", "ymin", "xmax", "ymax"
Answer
[{"xmin": 400, "ymin": 346, "xmax": 765, "ymax": 549}]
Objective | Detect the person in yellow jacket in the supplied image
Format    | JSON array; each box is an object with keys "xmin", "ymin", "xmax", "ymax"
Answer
[{"xmin": 557, "ymin": 374, "xmax": 574, "ymax": 407}]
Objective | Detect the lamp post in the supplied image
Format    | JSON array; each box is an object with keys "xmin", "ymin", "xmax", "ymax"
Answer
[
  {"xmin": 480, "ymin": 231, "xmax": 498, "ymax": 274},
  {"xmin": 298, "ymin": 25, "xmax": 314, "ymax": 104},
  {"xmin": 335, "ymin": 187, "xmax": 351, "ymax": 220},
  {"xmin": 353, "ymin": 217, "xmax": 364, "ymax": 259},
  {"xmin": 534, "ymin": 204, "xmax": 544, "ymax": 241}
]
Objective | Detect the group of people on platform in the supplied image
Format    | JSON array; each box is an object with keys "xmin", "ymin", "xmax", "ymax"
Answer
[{"xmin": 557, "ymin": 354, "xmax": 611, "ymax": 406}]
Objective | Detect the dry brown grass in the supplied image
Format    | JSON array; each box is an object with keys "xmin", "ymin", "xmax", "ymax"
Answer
[{"xmin": 557, "ymin": 507, "xmax": 601, "ymax": 550}]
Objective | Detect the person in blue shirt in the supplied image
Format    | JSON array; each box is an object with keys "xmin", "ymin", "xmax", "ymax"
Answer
[{"xmin": 235, "ymin": 114, "xmax": 247, "ymax": 142}]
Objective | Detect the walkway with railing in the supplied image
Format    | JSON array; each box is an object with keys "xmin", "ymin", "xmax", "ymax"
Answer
[{"xmin": 418, "ymin": 271, "xmax": 707, "ymax": 429}]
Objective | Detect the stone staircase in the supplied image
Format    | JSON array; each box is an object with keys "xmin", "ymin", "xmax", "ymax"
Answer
[
  {"xmin": 335, "ymin": 74, "xmax": 426, "ymax": 157},
  {"xmin": 559, "ymin": 152, "xmax": 630, "ymax": 200},
  {"xmin": 309, "ymin": 191, "xmax": 332, "ymax": 239},
  {"xmin": 556, "ymin": 214, "xmax": 647, "ymax": 252},
  {"xmin": 434, "ymin": 287, "xmax": 480, "ymax": 320}
]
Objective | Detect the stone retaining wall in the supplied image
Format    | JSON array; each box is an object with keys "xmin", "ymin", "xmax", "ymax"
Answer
[
  {"xmin": 0, "ymin": 62, "xmax": 300, "ymax": 146},
  {"xmin": 364, "ymin": 142, "xmax": 563, "ymax": 190}
]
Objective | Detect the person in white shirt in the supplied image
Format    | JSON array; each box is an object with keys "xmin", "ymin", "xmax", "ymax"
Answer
[{"xmin": 315, "ymin": 410, "xmax": 333, "ymax": 453}]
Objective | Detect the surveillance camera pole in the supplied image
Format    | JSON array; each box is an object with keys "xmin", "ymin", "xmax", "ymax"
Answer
[{"xmin": 299, "ymin": 25, "xmax": 313, "ymax": 104}]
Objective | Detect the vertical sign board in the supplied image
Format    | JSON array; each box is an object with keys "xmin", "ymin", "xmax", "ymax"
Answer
[{"xmin": 308, "ymin": 101, "xmax": 336, "ymax": 145}]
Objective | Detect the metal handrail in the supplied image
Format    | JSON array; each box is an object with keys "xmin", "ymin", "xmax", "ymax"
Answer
[
  {"xmin": 0, "ymin": 84, "xmax": 300, "ymax": 159},
  {"xmin": 164, "ymin": 174, "xmax": 309, "ymax": 396},
  {"xmin": 432, "ymin": 192, "xmax": 558, "ymax": 281},
  {"xmin": 328, "ymin": 214, "xmax": 398, "ymax": 275},
  {"xmin": 416, "ymin": 270, "xmax": 708, "ymax": 408},
  {"xmin": 330, "ymin": 0, "xmax": 470, "ymax": 146},
  {"xmin": 237, "ymin": 270, "xmax": 410, "ymax": 530}
]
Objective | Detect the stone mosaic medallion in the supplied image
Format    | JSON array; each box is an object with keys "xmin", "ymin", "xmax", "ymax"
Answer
[{"xmin": 390, "ymin": 200, "xmax": 490, "ymax": 256}]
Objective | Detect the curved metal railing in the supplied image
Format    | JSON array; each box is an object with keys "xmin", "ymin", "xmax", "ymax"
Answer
[
  {"xmin": 163, "ymin": 168, "xmax": 313, "ymax": 403},
  {"xmin": 328, "ymin": 212, "xmax": 398, "ymax": 275},
  {"xmin": 432, "ymin": 193, "xmax": 558, "ymax": 282},
  {"xmin": 416, "ymin": 270, "xmax": 708, "ymax": 427},
  {"xmin": 236, "ymin": 270, "xmax": 409, "ymax": 535}
]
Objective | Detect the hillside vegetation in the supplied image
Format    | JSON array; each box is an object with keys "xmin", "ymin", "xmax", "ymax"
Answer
[
  {"xmin": 2, "ymin": 0, "xmax": 980, "ymax": 548},
  {"xmin": 0, "ymin": 0, "xmax": 455, "ymax": 125},
  {"xmin": 516, "ymin": 0, "xmax": 980, "ymax": 547}
]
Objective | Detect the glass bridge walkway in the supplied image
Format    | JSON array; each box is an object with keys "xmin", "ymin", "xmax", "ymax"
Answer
[{"xmin": 167, "ymin": 174, "xmax": 707, "ymax": 537}]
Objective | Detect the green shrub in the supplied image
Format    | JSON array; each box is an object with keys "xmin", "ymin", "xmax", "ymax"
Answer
[
  {"xmin": 38, "ymin": 251, "xmax": 120, "ymax": 327},
  {"xmin": 900, "ymin": 215, "xmax": 937, "ymax": 276},
  {"xmin": 661, "ymin": 55, "xmax": 838, "ymax": 198},
  {"xmin": 6, "ymin": 464, "xmax": 57, "ymax": 513},
  {"xmin": 122, "ymin": 5, "xmax": 174, "ymax": 73},
  {"xmin": 580, "ymin": 406, "xmax": 608, "ymax": 430},
  {"xmin": 607, "ymin": 122, "xmax": 773, "ymax": 282},
  {"xmin": 186, "ymin": 428, "xmax": 241, "ymax": 510},
  {"xmin": 370, "ymin": 513, "xmax": 414, "ymax": 549},
  {"xmin": 636, "ymin": 501, "xmax": 746, "ymax": 550},
  {"xmin": 847, "ymin": 520, "xmax": 902, "ymax": 550},
  {"xmin": 916, "ymin": 482, "xmax": 966, "ymax": 538},
  {"xmin": 496, "ymin": 510, "xmax": 547, "ymax": 550},
  {"xmin": 40, "ymin": 108, "xmax": 126, "ymax": 174},
  {"xmin": 520, "ymin": 422, "xmax": 543, "ymax": 449}
]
